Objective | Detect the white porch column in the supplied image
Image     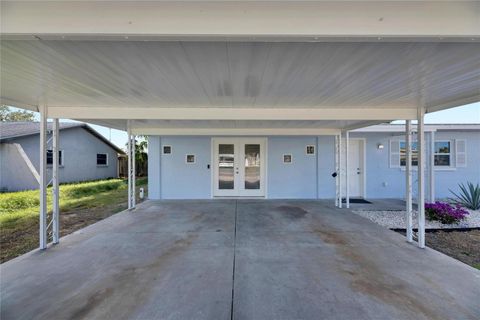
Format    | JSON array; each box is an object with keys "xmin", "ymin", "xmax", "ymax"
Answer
[
  {"xmin": 405, "ymin": 120, "xmax": 413, "ymax": 243},
  {"xmin": 339, "ymin": 132, "xmax": 343, "ymax": 208},
  {"xmin": 132, "ymin": 133, "xmax": 136, "ymax": 208},
  {"xmin": 39, "ymin": 105, "xmax": 47, "ymax": 249},
  {"xmin": 52, "ymin": 119, "xmax": 60, "ymax": 244},
  {"xmin": 417, "ymin": 107, "xmax": 426, "ymax": 248},
  {"xmin": 334, "ymin": 135, "xmax": 339, "ymax": 207},
  {"xmin": 345, "ymin": 131, "xmax": 350, "ymax": 209},
  {"xmin": 127, "ymin": 121, "xmax": 132, "ymax": 209},
  {"xmin": 429, "ymin": 131, "xmax": 435, "ymax": 202}
]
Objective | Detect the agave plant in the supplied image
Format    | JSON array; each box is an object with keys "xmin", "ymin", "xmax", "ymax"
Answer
[{"xmin": 449, "ymin": 182, "xmax": 480, "ymax": 210}]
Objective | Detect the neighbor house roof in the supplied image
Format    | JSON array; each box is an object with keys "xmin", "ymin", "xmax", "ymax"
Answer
[{"xmin": 0, "ymin": 122, "xmax": 125, "ymax": 154}]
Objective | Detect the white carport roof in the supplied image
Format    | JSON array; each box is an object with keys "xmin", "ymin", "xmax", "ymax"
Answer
[{"xmin": 1, "ymin": 1, "xmax": 479, "ymax": 135}]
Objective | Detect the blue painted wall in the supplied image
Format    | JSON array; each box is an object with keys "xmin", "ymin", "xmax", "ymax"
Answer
[
  {"xmin": 2, "ymin": 127, "xmax": 119, "ymax": 189},
  {"xmin": 159, "ymin": 136, "xmax": 211, "ymax": 199},
  {"xmin": 267, "ymin": 137, "xmax": 317, "ymax": 199},
  {"xmin": 148, "ymin": 131, "xmax": 479, "ymax": 200},
  {"xmin": 350, "ymin": 131, "xmax": 480, "ymax": 199}
]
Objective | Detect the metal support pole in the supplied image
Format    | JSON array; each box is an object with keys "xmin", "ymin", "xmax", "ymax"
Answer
[
  {"xmin": 132, "ymin": 133, "xmax": 136, "ymax": 208},
  {"xmin": 345, "ymin": 131, "xmax": 350, "ymax": 209},
  {"xmin": 52, "ymin": 119, "xmax": 60, "ymax": 244},
  {"xmin": 429, "ymin": 131, "xmax": 435, "ymax": 203},
  {"xmin": 127, "ymin": 121, "xmax": 132, "ymax": 209},
  {"xmin": 339, "ymin": 132, "xmax": 343, "ymax": 208},
  {"xmin": 334, "ymin": 135, "xmax": 339, "ymax": 207},
  {"xmin": 405, "ymin": 120, "xmax": 413, "ymax": 243},
  {"xmin": 417, "ymin": 107, "xmax": 426, "ymax": 248},
  {"xmin": 39, "ymin": 105, "xmax": 47, "ymax": 249}
]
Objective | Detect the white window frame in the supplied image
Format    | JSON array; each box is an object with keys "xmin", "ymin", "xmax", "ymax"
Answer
[
  {"xmin": 306, "ymin": 145, "xmax": 315, "ymax": 155},
  {"xmin": 433, "ymin": 140, "xmax": 453, "ymax": 168},
  {"xmin": 393, "ymin": 139, "xmax": 459, "ymax": 170},
  {"xmin": 47, "ymin": 149, "xmax": 64, "ymax": 167},
  {"xmin": 96, "ymin": 153, "xmax": 109, "ymax": 167},
  {"xmin": 186, "ymin": 154, "xmax": 196, "ymax": 164},
  {"xmin": 398, "ymin": 140, "xmax": 418, "ymax": 168},
  {"xmin": 283, "ymin": 154, "xmax": 293, "ymax": 164},
  {"xmin": 162, "ymin": 145, "xmax": 172, "ymax": 155}
]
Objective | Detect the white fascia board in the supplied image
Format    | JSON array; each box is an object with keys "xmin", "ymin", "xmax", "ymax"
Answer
[
  {"xmin": 47, "ymin": 107, "xmax": 418, "ymax": 121},
  {"xmin": 352, "ymin": 124, "xmax": 480, "ymax": 132},
  {"xmin": 131, "ymin": 128, "xmax": 341, "ymax": 136},
  {"xmin": 2, "ymin": 1, "xmax": 479, "ymax": 40}
]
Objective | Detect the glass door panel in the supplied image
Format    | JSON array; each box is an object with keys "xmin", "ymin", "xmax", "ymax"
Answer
[
  {"xmin": 218, "ymin": 144, "xmax": 235, "ymax": 190},
  {"xmin": 244, "ymin": 144, "xmax": 260, "ymax": 190}
]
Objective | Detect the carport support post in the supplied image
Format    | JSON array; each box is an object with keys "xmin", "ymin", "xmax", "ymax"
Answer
[
  {"xmin": 127, "ymin": 120, "xmax": 136, "ymax": 210},
  {"xmin": 339, "ymin": 132, "xmax": 343, "ymax": 208},
  {"xmin": 132, "ymin": 132, "xmax": 136, "ymax": 208},
  {"xmin": 405, "ymin": 120, "xmax": 413, "ymax": 243},
  {"xmin": 418, "ymin": 107, "xmax": 426, "ymax": 248},
  {"xmin": 127, "ymin": 121, "xmax": 132, "ymax": 209},
  {"xmin": 345, "ymin": 131, "xmax": 350, "ymax": 208},
  {"xmin": 334, "ymin": 135, "xmax": 339, "ymax": 207},
  {"xmin": 429, "ymin": 131, "xmax": 435, "ymax": 202},
  {"xmin": 52, "ymin": 119, "xmax": 60, "ymax": 244},
  {"xmin": 39, "ymin": 105, "xmax": 47, "ymax": 249}
]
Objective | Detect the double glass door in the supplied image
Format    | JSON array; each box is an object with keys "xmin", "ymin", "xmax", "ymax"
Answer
[{"xmin": 213, "ymin": 138, "xmax": 266, "ymax": 197}]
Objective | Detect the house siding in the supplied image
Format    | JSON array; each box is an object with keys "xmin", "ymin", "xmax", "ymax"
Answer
[
  {"xmin": 147, "ymin": 131, "xmax": 480, "ymax": 200},
  {"xmin": 1, "ymin": 127, "xmax": 119, "ymax": 190}
]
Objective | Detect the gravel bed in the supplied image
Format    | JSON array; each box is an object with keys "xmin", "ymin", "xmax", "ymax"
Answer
[{"xmin": 352, "ymin": 209, "xmax": 480, "ymax": 229}]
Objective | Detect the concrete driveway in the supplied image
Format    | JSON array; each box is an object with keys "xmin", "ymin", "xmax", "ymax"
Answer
[{"xmin": 1, "ymin": 200, "xmax": 479, "ymax": 320}]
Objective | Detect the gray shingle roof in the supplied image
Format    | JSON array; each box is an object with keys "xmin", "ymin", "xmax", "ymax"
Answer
[
  {"xmin": 0, "ymin": 122, "xmax": 83, "ymax": 140},
  {"xmin": 0, "ymin": 121, "xmax": 125, "ymax": 154}
]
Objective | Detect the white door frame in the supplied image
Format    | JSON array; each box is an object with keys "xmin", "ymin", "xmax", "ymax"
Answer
[
  {"xmin": 342, "ymin": 137, "xmax": 367, "ymax": 199},
  {"xmin": 211, "ymin": 137, "xmax": 267, "ymax": 198}
]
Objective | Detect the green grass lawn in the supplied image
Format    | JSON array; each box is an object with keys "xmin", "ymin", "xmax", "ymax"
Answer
[{"xmin": 0, "ymin": 178, "xmax": 147, "ymax": 263}]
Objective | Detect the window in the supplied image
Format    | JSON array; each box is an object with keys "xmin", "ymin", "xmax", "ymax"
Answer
[
  {"xmin": 47, "ymin": 150, "xmax": 63, "ymax": 166},
  {"xmin": 283, "ymin": 154, "xmax": 292, "ymax": 164},
  {"xmin": 163, "ymin": 145, "xmax": 172, "ymax": 154},
  {"xmin": 186, "ymin": 154, "xmax": 195, "ymax": 164},
  {"xmin": 306, "ymin": 145, "xmax": 315, "ymax": 155},
  {"xmin": 97, "ymin": 153, "xmax": 108, "ymax": 166},
  {"xmin": 434, "ymin": 141, "xmax": 451, "ymax": 166},
  {"xmin": 399, "ymin": 141, "xmax": 418, "ymax": 166},
  {"xmin": 395, "ymin": 140, "xmax": 456, "ymax": 168}
]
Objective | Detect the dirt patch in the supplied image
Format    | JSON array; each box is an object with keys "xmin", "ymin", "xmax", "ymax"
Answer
[
  {"xmin": 312, "ymin": 228, "xmax": 348, "ymax": 245},
  {"xmin": 276, "ymin": 205, "xmax": 308, "ymax": 219},
  {"xmin": 395, "ymin": 229, "xmax": 480, "ymax": 269},
  {"xmin": 0, "ymin": 195, "xmax": 146, "ymax": 263}
]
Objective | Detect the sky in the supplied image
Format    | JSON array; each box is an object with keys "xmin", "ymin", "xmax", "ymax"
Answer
[{"xmin": 5, "ymin": 102, "xmax": 480, "ymax": 150}]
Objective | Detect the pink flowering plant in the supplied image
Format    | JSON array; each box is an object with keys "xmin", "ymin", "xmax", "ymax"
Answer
[{"xmin": 425, "ymin": 202, "xmax": 469, "ymax": 224}]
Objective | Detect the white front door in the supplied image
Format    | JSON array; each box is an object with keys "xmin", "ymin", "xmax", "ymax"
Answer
[
  {"xmin": 213, "ymin": 138, "xmax": 266, "ymax": 197},
  {"xmin": 341, "ymin": 139, "xmax": 365, "ymax": 198}
]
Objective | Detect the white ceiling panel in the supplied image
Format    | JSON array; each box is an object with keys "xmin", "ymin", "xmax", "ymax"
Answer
[{"xmin": 1, "ymin": 40, "xmax": 479, "ymax": 132}]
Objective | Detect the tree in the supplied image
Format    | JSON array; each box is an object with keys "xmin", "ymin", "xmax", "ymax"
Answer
[
  {"xmin": 125, "ymin": 137, "xmax": 148, "ymax": 176},
  {"xmin": 0, "ymin": 106, "xmax": 35, "ymax": 122}
]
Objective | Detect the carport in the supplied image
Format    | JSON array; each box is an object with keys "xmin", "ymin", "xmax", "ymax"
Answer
[
  {"xmin": 1, "ymin": 0, "xmax": 480, "ymax": 253},
  {"xmin": 1, "ymin": 200, "xmax": 480, "ymax": 319}
]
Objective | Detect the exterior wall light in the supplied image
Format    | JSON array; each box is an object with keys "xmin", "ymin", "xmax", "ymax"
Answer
[{"xmin": 377, "ymin": 143, "xmax": 384, "ymax": 149}]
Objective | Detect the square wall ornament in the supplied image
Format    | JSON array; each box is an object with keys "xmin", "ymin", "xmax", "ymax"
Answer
[
  {"xmin": 283, "ymin": 154, "xmax": 292, "ymax": 164},
  {"xmin": 163, "ymin": 145, "xmax": 172, "ymax": 154},
  {"xmin": 186, "ymin": 154, "xmax": 196, "ymax": 164},
  {"xmin": 306, "ymin": 145, "xmax": 315, "ymax": 155}
]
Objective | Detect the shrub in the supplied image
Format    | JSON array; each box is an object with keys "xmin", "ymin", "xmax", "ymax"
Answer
[
  {"xmin": 425, "ymin": 202, "xmax": 469, "ymax": 224},
  {"xmin": 449, "ymin": 182, "xmax": 480, "ymax": 210}
]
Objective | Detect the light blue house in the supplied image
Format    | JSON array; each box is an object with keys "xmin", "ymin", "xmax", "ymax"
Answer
[
  {"xmin": 147, "ymin": 124, "xmax": 480, "ymax": 201},
  {"xmin": 0, "ymin": 122, "xmax": 125, "ymax": 192}
]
